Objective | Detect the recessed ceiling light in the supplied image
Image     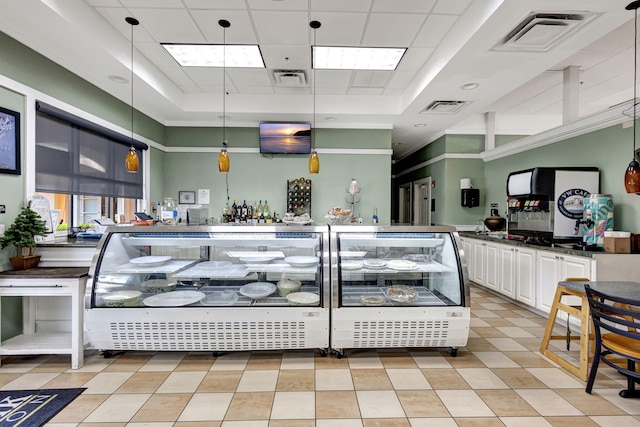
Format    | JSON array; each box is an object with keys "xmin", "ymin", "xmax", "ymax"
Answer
[
  {"xmin": 162, "ymin": 44, "xmax": 265, "ymax": 68},
  {"xmin": 313, "ymin": 46, "xmax": 406, "ymax": 70},
  {"xmin": 460, "ymin": 82, "xmax": 479, "ymax": 90},
  {"xmin": 414, "ymin": 123, "xmax": 427, "ymax": 127},
  {"xmin": 108, "ymin": 75, "xmax": 129, "ymax": 84}
]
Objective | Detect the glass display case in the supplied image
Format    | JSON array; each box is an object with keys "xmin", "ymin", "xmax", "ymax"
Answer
[
  {"xmin": 329, "ymin": 225, "xmax": 470, "ymax": 357},
  {"xmin": 85, "ymin": 225, "xmax": 330, "ymax": 355}
]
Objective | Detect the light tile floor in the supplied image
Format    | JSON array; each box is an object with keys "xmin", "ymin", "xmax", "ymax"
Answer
[{"xmin": 0, "ymin": 285, "xmax": 638, "ymax": 426}]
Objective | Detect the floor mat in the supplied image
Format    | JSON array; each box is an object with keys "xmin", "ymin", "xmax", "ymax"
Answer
[{"xmin": 0, "ymin": 388, "xmax": 85, "ymax": 427}]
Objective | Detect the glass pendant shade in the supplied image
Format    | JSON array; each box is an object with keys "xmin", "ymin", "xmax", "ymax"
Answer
[
  {"xmin": 625, "ymin": 159, "xmax": 640, "ymax": 193},
  {"xmin": 308, "ymin": 150, "xmax": 319, "ymax": 174},
  {"xmin": 218, "ymin": 146, "xmax": 230, "ymax": 173},
  {"xmin": 125, "ymin": 146, "xmax": 139, "ymax": 173}
]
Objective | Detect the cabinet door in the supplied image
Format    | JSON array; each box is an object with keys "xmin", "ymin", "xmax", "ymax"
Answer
[
  {"xmin": 515, "ymin": 247, "xmax": 536, "ymax": 306},
  {"xmin": 461, "ymin": 238, "xmax": 473, "ymax": 277},
  {"xmin": 498, "ymin": 245, "xmax": 516, "ymax": 298},
  {"xmin": 484, "ymin": 242, "xmax": 499, "ymax": 291},
  {"xmin": 471, "ymin": 241, "xmax": 486, "ymax": 285},
  {"xmin": 535, "ymin": 250, "xmax": 560, "ymax": 313},
  {"xmin": 561, "ymin": 254, "xmax": 591, "ymax": 281}
]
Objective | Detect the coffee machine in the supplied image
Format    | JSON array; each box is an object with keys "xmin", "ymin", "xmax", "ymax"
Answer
[{"xmin": 506, "ymin": 167, "xmax": 599, "ymax": 244}]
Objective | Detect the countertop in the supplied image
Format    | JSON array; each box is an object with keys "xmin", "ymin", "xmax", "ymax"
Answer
[
  {"xmin": 458, "ymin": 231, "xmax": 617, "ymax": 258},
  {"xmin": 36, "ymin": 237, "xmax": 100, "ymax": 248}
]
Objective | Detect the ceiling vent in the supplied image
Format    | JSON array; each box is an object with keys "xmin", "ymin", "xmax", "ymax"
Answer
[
  {"xmin": 273, "ymin": 70, "xmax": 307, "ymax": 86},
  {"xmin": 492, "ymin": 12, "xmax": 597, "ymax": 53},
  {"xmin": 421, "ymin": 100, "xmax": 470, "ymax": 114}
]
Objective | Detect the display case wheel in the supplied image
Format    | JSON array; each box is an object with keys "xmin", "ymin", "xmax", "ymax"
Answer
[
  {"xmin": 102, "ymin": 350, "xmax": 125, "ymax": 358},
  {"xmin": 332, "ymin": 349, "xmax": 344, "ymax": 359},
  {"xmin": 449, "ymin": 347, "xmax": 458, "ymax": 357},
  {"xmin": 318, "ymin": 348, "xmax": 328, "ymax": 357}
]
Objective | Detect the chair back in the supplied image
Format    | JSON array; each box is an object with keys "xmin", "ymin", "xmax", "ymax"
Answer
[{"xmin": 585, "ymin": 285, "xmax": 640, "ymax": 347}]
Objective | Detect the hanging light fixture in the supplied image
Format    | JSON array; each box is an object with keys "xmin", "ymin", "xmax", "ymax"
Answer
[
  {"xmin": 308, "ymin": 20, "xmax": 321, "ymax": 174},
  {"xmin": 218, "ymin": 19, "xmax": 231, "ymax": 173},
  {"xmin": 625, "ymin": 1, "xmax": 640, "ymax": 193},
  {"xmin": 125, "ymin": 17, "xmax": 139, "ymax": 173}
]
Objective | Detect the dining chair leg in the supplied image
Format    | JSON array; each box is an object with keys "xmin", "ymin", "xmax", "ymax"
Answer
[
  {"xmin": 619, "ymin": 360, "xmax": 640, "ymax": 398},
  {"xmin": 585, "ymin": 344, "xmax": 600, "ymax": 394}
]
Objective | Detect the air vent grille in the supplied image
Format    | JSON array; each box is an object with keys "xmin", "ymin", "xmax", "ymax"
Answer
[
  {"xmin": 492, "ymin": 11, "xmax": 597, "ymax": 52},
  {"xmin": 273, "ymin": 70, "xmax": 307, "ymax": 86},
  {"xmin": 421, "ymin": 100, "xmax": 469, "ymax": 114}
]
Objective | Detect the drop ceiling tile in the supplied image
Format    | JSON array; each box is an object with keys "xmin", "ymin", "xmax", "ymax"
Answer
[
  {"xmin": 347, "ymin": 87, "xmax": 385, "ymax": 95},
  {"xmin": 191, "ymin": 9, "xmax": 257, "ymax": 44},
  {"xmin": 261, "ymin": 45, "xmax": 311, "ymax": 70},
  {"xmin": 128, "ymin": 8, "xmax": 205, "ymax": 43},
  {"xmin": 137, "ymin": 41, "xmax": 179, "ymax": 67},
  {"xmin": 235, "ymin": 86, "xmax": 275, "ymax": 94},
  {"xmin": 312, "ymin": 0, "xmax": 372, "ymax": 12},
  {"xmin": 274, "ymin": 86, "xmax": 310, "ymax": 94},
  {"xmin": 183, "ymin": 67, "xmax": 224, "ymax": 87},
  {"xmin": 177, "ymin": 84, "xmax": 203, "ymax": 93},
  {"xmin": 371, "ymin": 0, "xmax": 436, "ymax": 13},
  {"xmin": 432, "ymin": 0, "xmax": 472, "ymax": 15},
  {"xmin": 251, "ymin": 11, "xmax": 309, "ymax": 45},
  {"xmin": 386, "ymin": 71, "xmax": 415, "ymax": 89},
  {"xmin": 120, "ymin": 0, "xmax": 184, "ymax": 8},
  {"xmin": 159, "ymin": 66, "xmax": 196, "ymax": 86},
  {"xmin": 226, "ymin": 68, "xmax": 272, "ymax": 87},
  {"xmin": 247, "ymin": 0, "xmax": 307, "ymax": 11},
  {"xmin": 310, "ymin": 12, "xmax": 367, "ymax": 46},
  {"xmin": 184, "ymin": 0, "xmax": 247, "ymax": 9},
  {"xmin": 316, "ymin": 70, "xmax": 352, "ymax": 89},
  {"xmin": 413, "ymin": 14, "xmax": 458, "ymax": 48},
  {"xmin": 95, "ymin": 7, "xmax": 156, "ymax": 43},
  {"xmin": 86, "ymin": 0, "xmax": 121, "ymax": 6},
  {"xmin": 396, "ymin": 47, "xmax": 434, "ymax": 72},
  {"xmin": 363, "ymin": 13, "xmax": 425, "ymax": 47}
]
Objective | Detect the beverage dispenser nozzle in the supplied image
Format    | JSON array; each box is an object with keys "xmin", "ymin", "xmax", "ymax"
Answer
[{"xmin": 574, "ymin": 218, "xmax": 594, "ymax": 235}]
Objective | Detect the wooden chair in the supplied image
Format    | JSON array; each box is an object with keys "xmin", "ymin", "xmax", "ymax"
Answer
[
  {"xmin": 540, "ymin": 277, "xmax": 592, "ymax": 380},
  {"xmin": 585, "ymin": 285, "xmax": 640, "ymax": 398}
]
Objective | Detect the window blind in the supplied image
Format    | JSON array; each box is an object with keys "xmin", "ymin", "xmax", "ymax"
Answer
[{"xmin": 35, "ymin": 101, "xmax": 145, "ymax": 199}]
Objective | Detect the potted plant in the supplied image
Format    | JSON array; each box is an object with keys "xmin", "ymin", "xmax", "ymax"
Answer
[{"xmin": 0, "ymin": 201, "xmax": 50, "ymax": 270}]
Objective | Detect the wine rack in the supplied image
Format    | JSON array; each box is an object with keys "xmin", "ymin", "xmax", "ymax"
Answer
[{"xmin": 286, "ymin": 178, "xmax": 311, "ymax": 216}]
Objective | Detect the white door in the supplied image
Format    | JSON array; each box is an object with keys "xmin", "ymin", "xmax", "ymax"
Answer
[{"xmin": 413, "ymin": 177, "xmax": 432, "ymax": 226}]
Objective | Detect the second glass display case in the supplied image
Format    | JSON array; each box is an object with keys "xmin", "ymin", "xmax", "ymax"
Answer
[{"xmin": 329, "ymin": 225, "xmax": 470, "ymax": 357}]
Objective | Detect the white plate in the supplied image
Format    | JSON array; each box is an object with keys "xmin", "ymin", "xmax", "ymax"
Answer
[
  {"xmin": 387, "ymin": 260, "xmax": 418, "ymax": 271},
  {"xmin": 363, "ymin": 259, "xmax": 387, "ymax": 269},
  {"xmin": 239, "ymin": 282, "xmax": 276, "ymax": 299},
  {"xmin": 286, "ymin": 292, "xmax": 320, "ymax": 306},
  {"xmin": 342, "ymin": 261, "xmax": 362, "ymax": 270},
  {"xmin": 284, "ymin": 256, "xmax": 319, "ymax": 268},
  {"xmin": 239, "ymin": 256, "xmax": 276, "ymax": 264},
  {"xmin": 142, "ymin": 290, "xmax": 205, "ymax": 307},
  {"xmin": 360, "ymin": 295, "xmax": 385, "ymax": 306},
  {"xmin": 201, "ymin": 291, "xmax": 239, "ymax": 306},
  {"xmin": 102, "ymin": 290, "xmax": 141, "ymax": 307},
  {"xmin": 130, "ymin": 255, "xmax": 172, "ymax": 267}
]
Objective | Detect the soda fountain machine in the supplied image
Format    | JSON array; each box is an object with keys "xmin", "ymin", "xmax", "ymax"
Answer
[{"xmin": 506, "ymin": 167, "xmax": 599, "ymax": 245}]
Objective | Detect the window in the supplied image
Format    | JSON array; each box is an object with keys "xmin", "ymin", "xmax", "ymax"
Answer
[{"xmin": 34, "ymin": 101, "xmax": 147, "ymax": 227}]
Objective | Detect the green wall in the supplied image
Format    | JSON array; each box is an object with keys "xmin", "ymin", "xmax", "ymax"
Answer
[{"xmin": 161, "ymin": 127, "xmax": 392, "ymax": 223}]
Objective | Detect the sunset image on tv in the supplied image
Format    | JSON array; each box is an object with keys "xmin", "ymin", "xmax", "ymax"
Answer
[{"xmin": 259, "ymin": 123, "xmax": 311, "ymax": 154}]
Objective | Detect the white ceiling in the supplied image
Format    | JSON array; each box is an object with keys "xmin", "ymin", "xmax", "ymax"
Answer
[{"xmin": 0, "ymin": 0, "xmax": 637, "ymax": 158}]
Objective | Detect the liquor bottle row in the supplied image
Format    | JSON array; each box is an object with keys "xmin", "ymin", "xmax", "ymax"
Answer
[{"xmin": 222, "ymin": 199, "xmax": 281, "ymax": 224}]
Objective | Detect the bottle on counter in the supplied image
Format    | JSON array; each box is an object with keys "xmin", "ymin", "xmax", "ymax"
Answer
[
  {"xmin": 263, "ymin": 200, "xmax": 270, "ymax": 217},
  {"xmin": 372, "ymin": 208, "xmax": 378, "ymax": 224},
  {"xmin": 242, "ymin": 200, "xmax": 248, "ymax": 217},
  {"xmin": 160, "ymin": 197, "xmax": 178, "ymax": 225},
  {"xmin": 231, "ymin": 200, "xmax": 237, "ymax": 217},
  {"xmin": 257, "ymin": 200, "xmax": 264, "ymax": 217}
]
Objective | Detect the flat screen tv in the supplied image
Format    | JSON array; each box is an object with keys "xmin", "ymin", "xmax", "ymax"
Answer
[{"xmin": 259, "ymin": 122, "xmax": 311, "ymax": 154}]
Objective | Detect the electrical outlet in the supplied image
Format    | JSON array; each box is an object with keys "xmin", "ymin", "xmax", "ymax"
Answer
[{"xmin": 0, "ymin": 224, "xmax": 4, "ymax": 237}]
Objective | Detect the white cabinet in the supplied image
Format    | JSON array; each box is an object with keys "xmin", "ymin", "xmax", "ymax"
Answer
[
  {"xmin": 471, "ymin": 240, "xmax": 486, "ymax": 285},
  {"xmin": 514, "ymin": 246, "xmax": 536, "ymax": 306},
  {"xmin": 460, "ymin": 238, "xmax": 473, "ymax": 278},
  {"xmin": 498, "ymin": 245, "xmax": 516, "ymax": 299},
  {"xmin": 536, "ymin": 250, "xmax": 591, "ymax": 313},
  {"xmin": 484, "ymin": 242, "xmax": 500, "ymax": 291}
]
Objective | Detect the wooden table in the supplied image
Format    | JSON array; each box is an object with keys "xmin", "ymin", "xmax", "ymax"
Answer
[
  {"xmin": 0, "ymin": 267, "xmax": 89, "ymax": 369},
  {"xmin": 540, "ymin": 280, "xmax": 640, "ymax": 380}
]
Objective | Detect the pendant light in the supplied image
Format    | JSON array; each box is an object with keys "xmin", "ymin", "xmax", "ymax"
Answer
[
  {"xmin": 308, "ymin": 20, "xmax": 321, "ymax": 174},
  {"xmin": 125, "ymin": 17, "xmax": 139, "ymax": 173},
  {"xmin": 625, "ymin": 1, "xmax": 640, "ymax": 193},
  {"xmin": 218, "ymin": 19, "xmax": 231, "ymax": 173}
]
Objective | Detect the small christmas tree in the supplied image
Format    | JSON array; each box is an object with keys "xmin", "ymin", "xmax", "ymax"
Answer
[{"xmin": 0, "ymin": 201, "xmax": 49, "ymax": 258}]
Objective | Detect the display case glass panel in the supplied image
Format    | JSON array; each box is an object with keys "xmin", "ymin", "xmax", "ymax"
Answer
[
  {"xmin": 89, "ymin": 226, "xmax": 327, "ymax": 309},
  {"xmin": 334, "ymin": 229, "xmax": 466, "ymax": 307}
]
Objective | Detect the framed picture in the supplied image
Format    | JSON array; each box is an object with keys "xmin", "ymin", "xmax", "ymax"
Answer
[
  {"xmin": 179, "ymin": 191, "xmax": 196, "ymax": 204},
  {"xmin": 0, "ymin": 106, "xmax": 20, "ymax": 175}
]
